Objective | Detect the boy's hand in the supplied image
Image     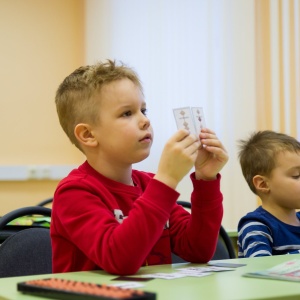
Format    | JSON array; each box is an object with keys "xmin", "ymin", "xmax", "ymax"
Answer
[
  {"xmin": 154, "ymin": 129, "xmax": 200, "ymax": 189},
  {"xmin": 195, "ymin": 128, "xmax": 228, "ymax": 180}
]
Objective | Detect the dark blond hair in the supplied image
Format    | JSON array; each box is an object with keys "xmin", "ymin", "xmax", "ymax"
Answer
[
  {"xmin": 55, "ymin": 60, "xmax": 143, "ymax": 150},
  {"xmin": 238, "ymin": 130, "xmax": 300, "ymax": 194}
]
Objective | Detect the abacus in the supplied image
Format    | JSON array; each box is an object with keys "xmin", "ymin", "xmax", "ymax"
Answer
[{"xmin": 17, "ymin": 278, "xmax": 156, "ymax": 300}]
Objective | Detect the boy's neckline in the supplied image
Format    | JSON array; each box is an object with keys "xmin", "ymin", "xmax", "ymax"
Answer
[{"xmin": 260, "ymin": 205, "xmax": 300, "ymax": 227}]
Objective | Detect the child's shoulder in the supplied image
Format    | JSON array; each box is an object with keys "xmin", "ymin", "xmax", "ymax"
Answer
[
  {"xmin": 59, "ymin": 162, "xmax": 91, "ymax": 182},
  {"xmin": 238, "ymin": 206, "xmax": 298, "ymax": 232},
  {"xmin": 57, "ymin": 161, "xmax": 107, "ymax": 191},
  {"xmin": 238, "ymin": 206, "xmax": 276, "ymax": 228},
  {"xmin": 241, "ymin": 206, "xmax": 265, "ymax": 219}
]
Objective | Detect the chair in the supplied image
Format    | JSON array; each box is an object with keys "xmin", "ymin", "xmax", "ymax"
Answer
[
  {"xmin": 0, "ymin": 206, "xmax": 52, "ymax": 278},
  {"xmin": 0, "ymin": 206, "xmax": 51, "ymax": 243},
  {"xmin": 172, "ymin": 201, "xmax": 236, "ymax": 263}
]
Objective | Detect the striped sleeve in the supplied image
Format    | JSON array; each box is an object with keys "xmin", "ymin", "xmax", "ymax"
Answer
[{"xmin": 238, "ymin": 221, "xmax": 272, "ymax": 258}]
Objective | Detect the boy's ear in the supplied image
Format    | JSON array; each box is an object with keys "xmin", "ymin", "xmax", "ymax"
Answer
[
  {"xmin": 253, "ymin": 175, "xmax": 270, "ymax": 193},
  {"xmin": 74, "ymin": 123, "xmax": 98, "ymax": 147}
]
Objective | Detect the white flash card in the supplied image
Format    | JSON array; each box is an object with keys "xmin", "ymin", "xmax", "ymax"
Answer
[
  {"xmin": 173, "ymin": 106, "xmax": 206, "ymax": 135},
  {"xmin": 141, "ymin": 272, "xmax": 187, "ymax": 280},
  {"xmin": 110, "ymin": 282, "xmax": 145, "ymax": 289},
  {"xmin": 173, "ymin": 107, "xmax": 197, "ymax": 135},
  {"xmin": 191, "ymin": 107, "xmax": 206, "ymax": 133}
]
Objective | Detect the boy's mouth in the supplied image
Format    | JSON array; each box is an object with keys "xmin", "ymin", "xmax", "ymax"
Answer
[{"xmin": 139, "ymin": 133, "xmax": 152, "ymax": 142}]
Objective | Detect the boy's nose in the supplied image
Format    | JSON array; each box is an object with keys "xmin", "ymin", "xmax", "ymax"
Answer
[{"xmin": 140, "ymin": 114, "xmax": 150, "ymax": 129}]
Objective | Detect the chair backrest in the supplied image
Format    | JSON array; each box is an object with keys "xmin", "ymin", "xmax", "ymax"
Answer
[
  {"xmin": 172, "ymin": 201, "xmax": 236, "ymax": 263},
  {"xmin": 0, "ymin": 227, "xmax": 52, "ymax": 278},
  {"xmin": 212, "ymin": 225, "xmax": 236, "ymax": 260},
  {"xmin": 0, "ymin": 206, "xmax": 52, "ymax": 278},
  {"xmin": 0, "ymin": 206, "xmax": 52, "ymax": 243}
]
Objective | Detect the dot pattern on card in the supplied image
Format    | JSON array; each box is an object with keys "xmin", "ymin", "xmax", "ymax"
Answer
[{"xmin": 173, "ymin": 107, "xmax": 206, "ymax": 135}]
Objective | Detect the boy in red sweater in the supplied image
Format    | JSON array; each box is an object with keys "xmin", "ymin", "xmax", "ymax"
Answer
[{"xmin": 51, "ymin": 60, "xmax": 228, "ymax": 275}]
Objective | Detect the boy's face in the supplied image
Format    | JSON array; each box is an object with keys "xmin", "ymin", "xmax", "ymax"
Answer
[
  {"xmin": 91, "ymin": 78, "xmax": 153, "ymax": 165},
  {"xmin": 267, "ymin": 151, "xmax": 300, "ymax": 209}
]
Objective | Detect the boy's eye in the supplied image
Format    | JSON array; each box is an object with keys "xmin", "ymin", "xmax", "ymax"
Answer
[
  {"xmin": 292, "ymin": 175, "xmax": 300, "ymax": 179},
  {"xmin": 122, "ymin": 111, "xmax": 132, "ymax": 117},
  {"xmin": 141, "ymin": 108, "xmax": 147, "ymax": 115}
]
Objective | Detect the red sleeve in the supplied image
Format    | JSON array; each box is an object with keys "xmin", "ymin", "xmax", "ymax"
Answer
[
  {"xmin": 169, "ymin": 173, "xmax": 223, "ymax": 262},
  {"xmin": 52, "ymin": 178, "xmax": 179, "ymax": 275}
]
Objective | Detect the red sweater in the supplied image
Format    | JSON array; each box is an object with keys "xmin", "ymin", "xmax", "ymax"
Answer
[{"xmin": 51, "ymin": 161, "xmax": 223, "ymax": 275}]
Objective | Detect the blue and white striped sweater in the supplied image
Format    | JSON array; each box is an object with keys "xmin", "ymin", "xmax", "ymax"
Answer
[{"xmin": 237, "ymin": 206, "xmax": 300, "ymax": 258}]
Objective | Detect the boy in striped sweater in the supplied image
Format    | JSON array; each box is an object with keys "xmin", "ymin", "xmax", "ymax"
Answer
[{"xmin": 238, "ymin": 130, "xmax": 300, "ymax": 258}]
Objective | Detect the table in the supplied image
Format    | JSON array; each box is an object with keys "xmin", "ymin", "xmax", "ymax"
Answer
[{"xmin": 1, "ymin": 254, "xmax": 300, "ymax": 300}]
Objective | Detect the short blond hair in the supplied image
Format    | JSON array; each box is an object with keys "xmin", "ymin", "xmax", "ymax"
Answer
[{"xmin": 55, "ymin": 60, "xmax": 143, "ymax": 150}]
